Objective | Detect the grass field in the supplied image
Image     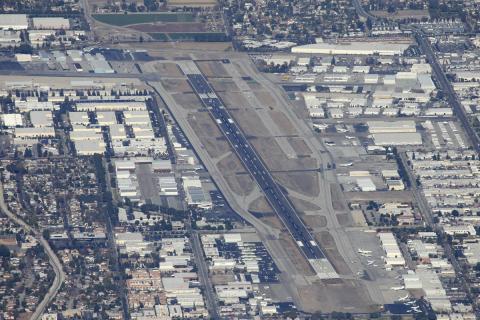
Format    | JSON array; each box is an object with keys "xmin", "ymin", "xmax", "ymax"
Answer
[{"xmin": 92, "ymin": 13, "xmax": 195, "ymax": 26}]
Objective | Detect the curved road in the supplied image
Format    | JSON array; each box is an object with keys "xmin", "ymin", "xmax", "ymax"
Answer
[{"xmin": 0, "ymin": 182, "xmax": 65, "ymax": 320}]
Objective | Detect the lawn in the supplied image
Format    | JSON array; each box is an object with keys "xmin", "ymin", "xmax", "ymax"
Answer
[{"xmin": 92, "ymin": 13, "xmax": 195, "ymax": 26}]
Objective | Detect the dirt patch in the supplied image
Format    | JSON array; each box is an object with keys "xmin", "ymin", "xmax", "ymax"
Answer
[
  {"xmin": 232, "ymin": 61, "xmax": 249, "ymax": 78},
  {"xmin": 330, "ymin": 183, "xmax": 346, "ymax": 211},
  {"xmin": 209, "ymin": 78, "xmax": 240, "ymax": 92},
  {"xmin": 216, "ymin": 153, "xmax": 254, "ymax": 197},
  {"xmin": 315, "ymin": 231, "xmax": 351, "ymax": 276},
  {"xmin": 268, "ymin": 110, "xmax": 297, "ymax": 136},
  {"xmin": 217, "ymin": 91, "xmax": 250, "ymax": 109},
  {"xmin": 336, "ymin": 213, "xmax": 352, "ymax": 227},
  {"xmin": 160, "ymin": 79, "xmax": 192, "ymax": 93},
  {"xmin": 172, "ymin": 92, "xmax": 202, "ymax": 110},
  {"xmin": 154, "ymin": 62, "xmax": 183, "ymax": 77},
  {"xmin": 223, "ymin": 174, "xmax": 255, "ymax": 197},
  {"xmin": 216, "ymin": 152, "xmax": 245, "ymax": 173},
  {"xmin": 290, "ymin": 196, "xmax": 321, "ymax": 211},
  {"xmin": 258, "ymin": 213, "xmax": 284, "ymax": 231},
  {"xmin": 287, "ymin": 137, "xmax": 313, "ymax": 157},
  {"xmin": 246, "ymin": 80, "xmax": 263, "ymax": 91},
  {"xmin": 187, "ymin": 112, "xmax": 230, "ymax": 158},
  {"xmin": 248, "ymin": 196, "xmax": 272, "ymax": 214},
  {"xmin": 274, "ymin": 172, "xmax": 319, "ymax": 197},
  {"xmin": 300, "ymin": 214, "xmax": 327, "ymax": 229},
  {"xmin": 251, "ymin": 137, "xmax": 317, "ymax": 171},
  {"xmin": 297, "ymin": 279, "xmax": 378, "ymax": 313},
  {"xmin": 278, "ymin": 232, "xmax": 315, "ymax": 276},
  {"xmin": 197, "ymin": 61, "xmax": 230, "ymax": 78},
  {"xmin": 255, "ymin": 91, "xmax": 277, "ymax": 108},
  {"xmin": 228, "ymin": 108, "xmax": 271, "ymax": 138}
]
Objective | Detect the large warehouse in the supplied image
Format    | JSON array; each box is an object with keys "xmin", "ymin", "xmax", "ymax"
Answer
[
  {"xmin": 367, "ymin": 120, "xmax": 417, "ymax": 133},
  {"xmin": 32, "ymin": 17, "xmax": 70, "ymax": 30},
  {"xmin": 372, "ymin": 132, "xmax": 422, "ymax": 146},
  {"xmin": 0, "ymin": 14, "xmax": 29, "ymax": 30},
  {"xmin": 291, "ymin": 41, "xmax": 410, "ymax": 56}
]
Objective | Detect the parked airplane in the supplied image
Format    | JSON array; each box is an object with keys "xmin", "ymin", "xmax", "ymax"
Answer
[
  {"xmin": 391, "ymin": 286, "xmax": 405, "ymax": 291},
  {"xmin": 398, "ymin": 294, "xmax": 409, "ymax": 301}
]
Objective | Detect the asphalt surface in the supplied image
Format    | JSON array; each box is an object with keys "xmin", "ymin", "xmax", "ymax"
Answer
[
  {"xmin": 190, "ymin": 231, "xmax": 220, "ymax": 319},
  {"xmin": 186, "ymin": 72, "xmax": 326, "ymax": 261},
  {"xmin": 352, "ymin": 0, "xmax": 378, "ymax": 22},
  {"xmin": 0, "ymin": 182, "xmax": 65, "ymax": 320}
]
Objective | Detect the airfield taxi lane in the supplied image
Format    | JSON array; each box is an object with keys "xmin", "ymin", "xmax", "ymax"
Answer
[{"xmin": 186, "ymin": 73, "xmax": 332, "ymax": 263}]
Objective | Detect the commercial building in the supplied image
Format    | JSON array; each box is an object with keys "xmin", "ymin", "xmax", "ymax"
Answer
[
  {"xmin": 1, "ymin": 113, "xmax": 23, "ymax": 127},
  {"xmin": 96, "ymin": 111, "xmax": 117, "ymax": 125},
  {"xmin": 378, "ymin": 232, "xmax": 405, "ymax": 269},
  {"xmin": 0, "ymin": 30, "xmax": 21, "ymax": 47},
  {"xmin": 367, "ymin": 120, "xmax": 416, "ymax": 133},
  {"xmin": 29, "ymin": 111, "xmax": 53, "ymax": 127},
  {"xmin": 75, "ymin": 101, "xmax": 147, "ymax": 112},
  {"xmin": 159, "ymin": 175, "xmax": 179, "ymax": 196},
  {"xmin": 403, "ymin": 270, "xmax": 451, "ymax": 312},
  {"xmin": 292, "ymin": 41, "xmax": 410, "ymax": 56},
  {"xmin": 14, "ymin": 127, "xmax": 55, "ymax": 138},
  {"xmin": 74, "ymin": 140, "xmax": 106, "ymax": 156},
  {"xmin": 356, "ymin": 177, "xmax": 376, "ymax": 192},
  {"xmin": 32, "ymin": 17, "xmax": 70, "ymax": 30},
  {"xmin": 182, "ymin": 176, "xmax": 212, "ymax": 209},
  {"xmin": 68, "ymin": 111, "xmax": 90, "ymax": 126},
  {"xmin": 115, "ymin": 232, "xmax": 152, "ymax": 256},
  {"xmin": 0, "ymin": 14, "xmax": 29, "ymax": 30},
  {"xmin": 372, "ymin": 132, "xmax": 422, "ymax": 146}
]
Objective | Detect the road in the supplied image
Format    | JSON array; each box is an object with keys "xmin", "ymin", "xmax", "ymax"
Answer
[
  {"xmin": 190, "ymin": 231, "xmax": 220, "ymax": 319},
  {"xmin": 352, "ymin": 0, "xmax": 378, "ymax": 22},
  {"xmin": 0, "ymin": 182, "xmax": 65, "ymax": 320},
  {"xmin": 185, "ymin": 69, "xmax": 333, "ymax": 268},
  {"xmin": 398, "ymin": 152, "xmax": 475, "ymax": 309},
  {"xmin": 413, "ymin": 30, "xmax": 480, "ymax": 153}
]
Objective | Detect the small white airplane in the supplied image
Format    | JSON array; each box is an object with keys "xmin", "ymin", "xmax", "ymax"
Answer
[
  {"xmin": 390, "ymin": 286, "xmax": 404, "ymax": 291},
  {"xmin": 412, "ymin": 306, "xmax": 421, "ymax": 313},
  {"xmin": 340, "ymin": 162, "xmax": 354, "ymax": 167},
  {"xmin": 367, "ymin": 260, "xmax": 375, "ymax": 265},
  {"xmin": 358, "ymin": 248, "xmax": 372, "ymax": 254},
  {"xmin": 398, "ymin": 294, "xmax": 409, "ymax": 301}
]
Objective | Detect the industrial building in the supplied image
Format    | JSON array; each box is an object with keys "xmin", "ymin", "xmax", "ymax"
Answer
[
  {"xmin": 182, "ymin": 176, "xmax": 212, "ymax": 209},
  {"xmin": 0, "ymin": 30, "xmax": 21, "ymax": 47},
  {"xmin": 75, "ymin": 101, "xmax": 147, "ymax": 112},
  {"xmin": 96, "ymin": 111, "xmax": 117, "ymax": 125},
  {"xmin": 68, "ymin": 111, "xmax": 90, "ymax": 126},
  {"xmin": 291, "ymin": 41, "xmax": 410, "ymax": 56},
  {"xmin": 367, "ymin": 120, "xmax": 417, "ymax": 133},
  {"xmin": 403, "ymin": 270, "xmax": 452, "ymax": 312},
  {"xmin": 29, "ymin": 111, "xmax": 53, "ymax": 127},
  {"xmin": 14, "ymin": 127, "xmax": 55, "ymax": 138},
  {"xmin": 378, "ymin": 232, "xmax": 405, "ymax": 269},
  {"xmin": 1, "ymin": 113, "xmax": 23, "ymax": 127},
  {"xmin": 372, "ymin": 132, "xmax": 422, "ymax": 146},
  {"xmin": 0, "ymin": 14, "xmax": 29, "ymax": 30},
  {"xmin": 32, "ymin": 17, "xmax": 71, "ymax": 30}
]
